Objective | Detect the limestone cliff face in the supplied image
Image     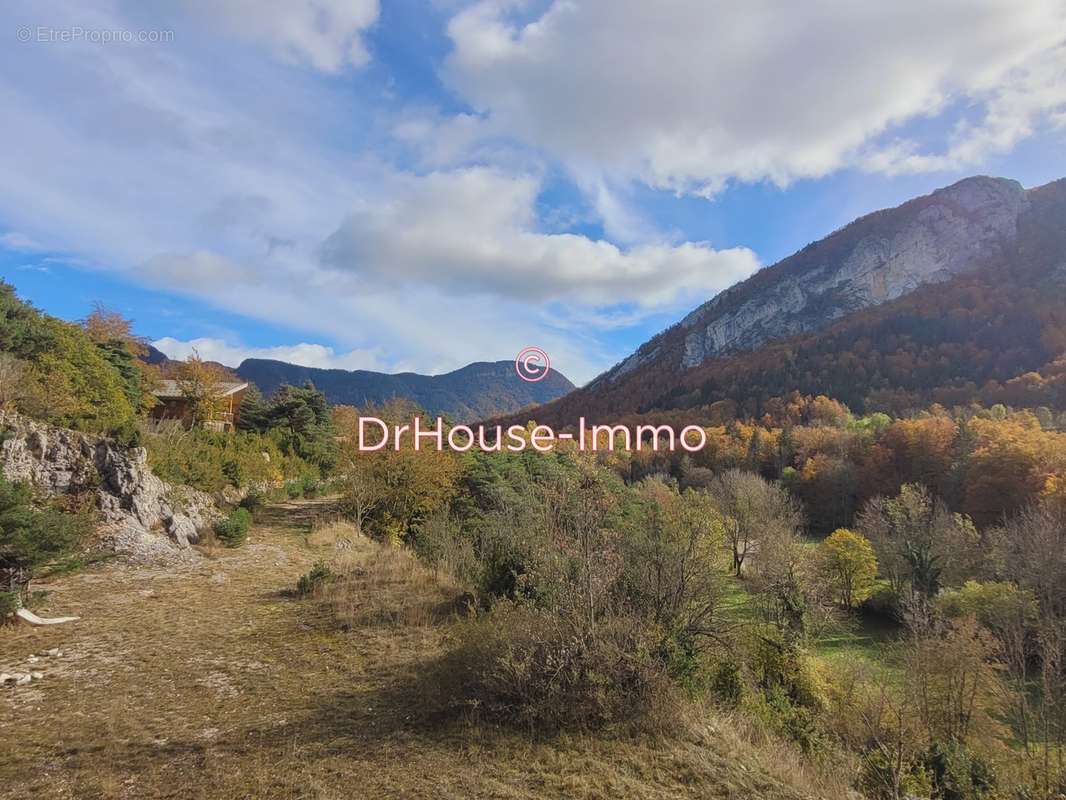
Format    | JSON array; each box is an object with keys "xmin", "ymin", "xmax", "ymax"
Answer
[
  {"xmin": 678, "ymin": 177, "xmax": 1027, "ymax": 368},
  {"xmin": 595, "ymin": 176, "xmax": 1029, "ymax": 390},
  {"xmin": 0, "ymin": 412, "xmax": 220, "ymax": 563}
]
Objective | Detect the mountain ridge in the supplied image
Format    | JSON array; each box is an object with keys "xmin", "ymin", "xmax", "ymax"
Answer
[
  {"xmin": 495, "ymin": 175, "xmax": 1066, "ymax": 427},
  {"xmin": 596, "ymin": 175, "xmax": 1029, "ymax": 389},
  {"xmin": 235, "ymin": 358, "xmax": 575, "ymax": 422}
]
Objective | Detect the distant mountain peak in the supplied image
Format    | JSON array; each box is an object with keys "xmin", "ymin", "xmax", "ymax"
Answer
[
  {"xmin": 594, "ymin": 174, "xmax": 1031, "ymax": 390},
  {"xmin": 235, "ymin": 358, "xmax": 575, "ymax": 422},
  {"xmin": 506, "ymin": 174, "xmax": 1066, "ymax": 429}
]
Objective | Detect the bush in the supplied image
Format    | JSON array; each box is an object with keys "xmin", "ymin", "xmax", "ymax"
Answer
[
  {"xmin": 859, "ymin": 750, "xmax": 932, "ymax": 800},
  {"xmin": 143, "ymin": 424, "xmax": 293, "ymax": 493},
  {"xmin": 710, "ymin": 659, "xmax": 744, "ymax": 707},
  {"xmin": 411, "ymin": 512, "xmax": 478, "ymax": 586},
  {"xmin": 749, "ymin": 630, "xmax": 826, "ymax": 710},
  {"xmin": 238, "ymin": 491, "xmax": 267, "ymax": 518},
  {"xmin": 281, "ymin": 473, "xmax": 324, "ymax": 500},
  {"xmin": 109, "ymin": 417, "xmax": 143, "ymax": 448},
  {"xmin": 432, "ymin": 602, "xmax": 678, "ymax": 731},
  {"xmin": 215, "ymin": 507, "xmax": 252, "ymax": 548},
  {"xmin": 296, "ymin": 561, "xmax": 333, "ymax": 596},
  {"xmin": 0, "ymin": 476, "xmax": 90, "ymax": 596},
  {"xmin": 743, "ymin": 630, "xmax": 828, "ymax": 752},
  {"xmin": 0, "ymin": 590, "xmax": 19, "ymax": 617},
  {"xmin": 861, "ymin": 584, "xmax": 902, "ymax": 622},
  {"xmin": 924, "ymin": 740, "xmax": 998, "ymax": 800},
  {"xmin": 299, "ymin": 475, "xmax": 324, "ymax": 497}
]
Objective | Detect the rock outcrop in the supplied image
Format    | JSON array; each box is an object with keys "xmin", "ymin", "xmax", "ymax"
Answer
[
  {"xmin": 0, "ymin": 412, "xmax": 219, "ymax": 563},
  {"xmin": 676, "ymin": 176, "xmax": 1027, "ymax": 369},
  {"xmin": 594, "ymin": 176, "xmax": 1031, "ymax": 389}
]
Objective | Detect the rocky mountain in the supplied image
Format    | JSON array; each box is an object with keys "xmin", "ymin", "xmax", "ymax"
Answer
[
  {"xmin": 500, "ymin": 175, "xmax": 1066, "ymax": 427},
  {"xmin": 236, "ymin": 359, "xmax": 576, "ymax": 422},
  {"xmin": 143, "ymin": 343, "xmax": 171, "ymax": 366},
  {"xmin": 603, "ymin": 176, "xmax": 1027, "ymax": 385}
]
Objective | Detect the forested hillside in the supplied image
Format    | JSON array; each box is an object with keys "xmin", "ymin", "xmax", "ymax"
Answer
[
  {"xmin": 236, "ymin": 357, "xmax": 575, "ymax": 422},
  {"xmin": 509, "ymin": 178, "xmax": 1066, "ymax": 429}
]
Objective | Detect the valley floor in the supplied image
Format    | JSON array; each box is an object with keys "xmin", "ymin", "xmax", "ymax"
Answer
[{"xmin": 1, "ymin": 499, "xmax": 826, "ymax": 800}]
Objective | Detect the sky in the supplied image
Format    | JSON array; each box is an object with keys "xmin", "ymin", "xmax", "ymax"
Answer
[{"xmin": 2, "ymin": 0, "xmax": 1065, "ymax": 385}]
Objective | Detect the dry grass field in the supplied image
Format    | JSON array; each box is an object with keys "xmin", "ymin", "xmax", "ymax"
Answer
[{"xmin": 0, "ymin": 498, "xmax": 837, "ymax": 799}]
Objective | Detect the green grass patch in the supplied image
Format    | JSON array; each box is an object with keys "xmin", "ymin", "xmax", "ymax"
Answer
[{"xmin": 720, "ymin": 574, "xmax": 901, "ymax": 679}]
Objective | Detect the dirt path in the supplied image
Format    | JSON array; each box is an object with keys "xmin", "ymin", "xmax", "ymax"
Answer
[
  {"xmin": 0, "ymin": 499, "xmax": 340, "ymax": 796},
  {"xmin": 0, "ymin": 499, "xmax": 816, "ymax": 800}
]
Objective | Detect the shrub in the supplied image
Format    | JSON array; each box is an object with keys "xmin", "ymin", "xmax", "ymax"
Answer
[
  {"xmin": 143, "ymin": 423, "xmax": 296, "ymax": 494},
  {"xmin": 0, "ymin": 590, "xmax": 19, "ymax": 617},
  {"xmin": 298, "ymin": 475, "xmax": 324, "ymax": 497},
  {"xmin": 0, "ymin": 476, "xmax": 90, "ymax": 601},
  {"xmin": 279, "ymin": 473, "xmax": 327, "ymax": 500},
  {"xmin": 238, "ymin": 491, "xmax": 267, "ymax": 517},
  {"xmin": 859, "ymin": 750, "xmax": 932, "ymax": 800},
  {"xmin": 296, "ymin": 561, "xmax": 333, "ymax": 596},
  {"xmin": 924, "ymin": 740, "xmax": 998, "ymax": 800},
  {"xmin": 861, "ymin": 583, "xmax": 902, "ymax": 621},
  {"xmin": 411, "ymin": 512, "xmax": 478, "ymax": 585},
  {"xmin": 710, "ymin": 659, "xmax": 744, "ymax": 707},
  {"xmin": 936, "ymin": 580, "xmax": 1037, "ymax": 634},
  {"xmin": 214, "ymin": 507, "xmax": 252, "ymax": 547},
  {"xmin": 432, "ymin": 602, "xmax": 678, "ymax": 731},
  {"xmin": 741, "ymin": 629, "xmax": 830, "ymax": 752},
  {"xmin": 749, "ymin": 630, "xmax": 826, "ymax": 711}
]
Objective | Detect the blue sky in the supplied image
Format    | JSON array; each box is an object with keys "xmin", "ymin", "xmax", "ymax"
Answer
[{"xmin": 2, "ymin": 0, "xmax": 1065, "ymax": 384}]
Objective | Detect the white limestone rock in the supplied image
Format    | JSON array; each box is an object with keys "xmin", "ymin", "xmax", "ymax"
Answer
[
  {"xmin": 677, "ymin": 176, "xmax": 1028, "ymax": 369},
  {"xmin": 0, "ymin": 412, "xmax": 222, "ymax": 563}
]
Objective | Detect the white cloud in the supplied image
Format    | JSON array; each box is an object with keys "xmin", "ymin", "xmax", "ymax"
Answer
[
  {"xmin": 0, "ymin": 2, "xmax": 651, "ymax": 383},
  {"xmin": 10, "ymin": 0, "xmax": 1062, "ymax": 389},
  {"xmin": 152, "ymin": 336, "xmax": 390, "ymax": 371},
  {"xmin": 862, "ymin": 43, "xmax": 1066, "ymax": 175},
  {"xmin": 141, "ymin": 251, "xmax": 265, "ymax": 287},
  {"xmin": 0, "ymin": 232, "xmax": 45, "ymax": 252},
  {"xmin": 320, "ymin": 167, "xmax": 760, "ymax": 306},
  {"xmin": 444, "ymin": 0, "xmax": 1066, "ymax": 193},
  {"xmin": 182, "ymin": 0, "xmax": 380, "ymax": 72}
]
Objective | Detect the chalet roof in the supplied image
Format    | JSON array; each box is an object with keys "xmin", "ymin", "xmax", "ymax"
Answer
[{"xmin": 152, "ymin": 380, "xmax": 249, "ymax": 400}]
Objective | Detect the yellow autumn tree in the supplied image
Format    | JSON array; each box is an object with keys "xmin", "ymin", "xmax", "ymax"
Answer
[
  {"xmin": 174, "ymin": 352, "xmax": 228, "ymax": 427},
  {"xmin": 818, "ymin": 528, "xmax": 878, "ymax": 609}
]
